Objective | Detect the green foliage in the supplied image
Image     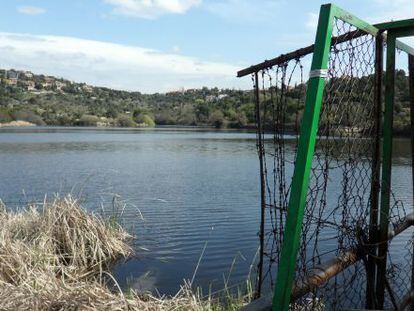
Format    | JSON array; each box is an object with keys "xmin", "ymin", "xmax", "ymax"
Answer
[
  {"xmin": 116, "ymin": 115, "xmax": 136, "ymax": 128},
  {"xmin": 0, "ymin": 68, "xmax": 412, "ymax": 134},
  {"xmin": 0, "ymin": 70, "xmax": 258, "ymax": 128},
  {"xmin": 136, "ymin": 114, "xmax": 155, "ymax": 127},
  {"xmin": 106, "ymin": 106, "xmax": 119, "ymax": 119},
  {"xmin": 209, "ymin": 110, "xmax": 225, "ymax": 129},
  {"xmin": 76, "ymin": 114, "xmax": 100, "ymax": 126},
  {"xmin": 10, "ymin": 109, "xmax": 45, "ymax": 125},
  {"xmin": 0, "ymin": 109, "xmax": 12, "ymax": 123}
]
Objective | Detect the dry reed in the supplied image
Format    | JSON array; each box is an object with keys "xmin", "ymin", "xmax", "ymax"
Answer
[{"xmin": 0, "ymin": 195, "xmax": 247, "ymax": 310}]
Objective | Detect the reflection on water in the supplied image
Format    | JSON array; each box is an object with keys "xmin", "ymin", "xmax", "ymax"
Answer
[{"xmin": 0, "ymin": 127, "xmax": 412, "ymax": 295}]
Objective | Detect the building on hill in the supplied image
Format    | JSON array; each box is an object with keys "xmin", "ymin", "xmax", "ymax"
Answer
[
  {"xmin": 55, "ymin": 81, "xmax": 67, "ymax": 91},
  {"xmin": 23, "ymin": 71, "xmax": 33, "ymax": 79},
  {"xmin": 82, "ymin": 85, "xmax": 93, "ymax": 93},
  {"xmin": 206, "ymin": 95, "xmax": 216, "ymax": 102},
  {"xmin": 42, "ymin": 77, "xmax": 55, "ymax": 89},
  {"xmin": 6, "ymin": 70, "xmax": 19, "ymax": 80},
  {"xmin": 26, "ymin": 81, "xmax": 36, "ymax": 91},
  {"xmin": 5, "ymin": 70, "xmax": 19, "ymax": 85}
]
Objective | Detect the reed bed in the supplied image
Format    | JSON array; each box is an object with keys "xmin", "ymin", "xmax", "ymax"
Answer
[{"xmin": 0, "ymin": 195, "xmax": 248, "ymax": 310}]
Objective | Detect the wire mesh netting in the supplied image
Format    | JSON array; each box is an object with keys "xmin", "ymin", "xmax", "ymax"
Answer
[{"xmin": 252, "ymin": 17, "xmax": 413, "ymax": 309}]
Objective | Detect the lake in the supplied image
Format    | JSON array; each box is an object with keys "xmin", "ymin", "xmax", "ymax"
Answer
[
  {"xmin": 0, "ymin": 127, "xmax": 412, "ymax": 298},
  {"xmin": 0, "ymin": 127, "xmax": 260, "ymax": 295}
]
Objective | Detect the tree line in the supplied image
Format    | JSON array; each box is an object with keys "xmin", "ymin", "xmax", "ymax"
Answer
[{"xmin": 0, "ymin": 69, "xmax": 412, "ymax": 135}]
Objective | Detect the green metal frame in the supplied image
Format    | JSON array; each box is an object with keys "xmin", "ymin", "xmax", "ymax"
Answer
[
  {"xmin": 272, "ymin": 4, "xmax": 380, "ymax": 310},
  {"xmin": 272, "ymin": 4, "xmax": 414, "ymax": 311},
  {"xmin": 376, "ymin": 23, "xmax": 414, "ymax": 309}
]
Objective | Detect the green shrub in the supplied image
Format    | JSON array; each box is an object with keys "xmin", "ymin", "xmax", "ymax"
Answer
[
  {"xmin": 229, "ymin": 111, "xmax": 248, "ymax": 128},
  {"xmin": 76, "ymin": 115, "xmax": 100, "ymax": 126},
  {"xmin": 209, "ymin": 110, "xmax": 225, "ymax": 128},
  {"xmin": 136, "ymin": 114, "xmax": 155, "ymax": 127},
  {"xmin": 154, "ymin": 112, "xmax": 176, "ymax": 125},
  {"xmin": 10, "ymin": 110, "xmax": 45, "ymax": 125},
  {"xmin": 116, "ymin": 115, "xmax": 136, "ymax": 128},
  {"xmin": 0, "ymin": 110, "xmax": 12, "ymax": 123}
]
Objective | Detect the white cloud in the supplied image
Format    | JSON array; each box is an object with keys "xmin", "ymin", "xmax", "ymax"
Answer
[
  {"xmin": 0, "ymin": 32, "xmax": 247, "ymax": 93},
  {"xmin": 369, "ymin": 0, "xmax": 414, "ymax": 22},
  {"xmin": 306, "ymin": 12, "xmax": 318, "ymax": 31},
  {"xmin": 205, "ymin": 0, "xmax": 281, "ymax": 23},
  {"xmin": 104, "ymin": 0, "xmax": 201, "ymax": 19},
  {"xmin": 172, "ymin": 45, "xmax": 181, "ymax": 53},
  {"xmin": 17, "ymin": 6, "xmax": 46, "ymax": 15},
  {"xmin": 365, "ymin": 0, "xmax": 414, "ymax": 49}
]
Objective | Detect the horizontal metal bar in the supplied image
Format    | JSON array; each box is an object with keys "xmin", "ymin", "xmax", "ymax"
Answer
[
  {"xmin": 239, "ymin": 212, "xmax": 414, "ymax": 311},
  {"xmin": 237, "ymin": 29, "xmax": 366, "ymax": 77},
  {"xmin": 392, "ymin": 27, "xmax": 414, "ymax": 39},
  {"xmin": 237, "ymin": 45, "xmax": 314, "ymax": 78},
  {"xmin": 331, "ymin": 4, "xmax": 379, "ymax": 37},
  {"xmin": 376, "ymin": 18, "xmax": 414, "ymax": 31},
  {"xmin": 396, "ymin": 40, "xmax": 414, "ymax": 56}
]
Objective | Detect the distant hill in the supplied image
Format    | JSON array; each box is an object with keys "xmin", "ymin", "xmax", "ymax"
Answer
[
  {"xmin": 0, "ymin": 69, "xmax": 255, "ymax": 128},
  {"xmin": 0, "ymin": 68, "xmax": 412, "ymax": 135}
]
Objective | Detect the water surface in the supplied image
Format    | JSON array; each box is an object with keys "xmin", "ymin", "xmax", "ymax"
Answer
[
  {"xmin": 0, "ymin": 127, "xmax": 412, "ymax": 296},
  {"xmin": 0, "ymin": 127, "xmax": 260, "ymax": 294}
]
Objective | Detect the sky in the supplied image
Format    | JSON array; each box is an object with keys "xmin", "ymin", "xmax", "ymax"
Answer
[{"xmin": 0, "ymin": 0, "xmax": 413, "ymax": 93}]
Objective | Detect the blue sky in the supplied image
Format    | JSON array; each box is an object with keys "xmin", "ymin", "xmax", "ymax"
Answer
[{"xmin": 0, "ymin": 0, "xmax": 412, "ymax": 92}]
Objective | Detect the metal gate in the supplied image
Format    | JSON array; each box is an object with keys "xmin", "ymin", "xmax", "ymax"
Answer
[{"xmin": 238, "ymin": 3, "xmax": 414, "ymax": 310}]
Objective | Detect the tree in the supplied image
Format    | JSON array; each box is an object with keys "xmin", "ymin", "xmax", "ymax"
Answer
[
  {"xmin": 11, "ymin": 109, "xmax": 45, "ymax": 125},
  {"xmin": 106, "ymin": 106, "xmax": 118, "ymax": 119},
  {"xmin": 116, "ymin": 115, "xmax": 136, "ymax": 127},
  {"xmin": 209, "ymin": 110, "xmax": 225, "ymax": 128},
  {"xmin": 136, "ymin": 114, "xmax": 155, "ymax": 127},
  {"xmin": 0, "ymin": 109, "xmax": 11, "ymax": 123},
  {"xmin": 76, "ymin": 115, "xmax": 99, "ymax": 126}
]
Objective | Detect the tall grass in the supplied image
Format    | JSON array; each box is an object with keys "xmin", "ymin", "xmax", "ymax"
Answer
[{"xmin": 0, "ymin": 195, "xmax": 250, "ymax": 310}]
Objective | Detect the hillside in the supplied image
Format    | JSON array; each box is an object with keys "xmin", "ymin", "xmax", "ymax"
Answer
[
  {"xmin": 0, "ymin": 69, "xmax": 412, "ymax": 134},
  {"xmin": 0, "ymin": 69, "xmax": 255, "ymax": 129}
]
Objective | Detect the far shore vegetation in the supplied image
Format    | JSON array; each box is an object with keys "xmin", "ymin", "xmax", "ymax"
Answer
[
  {"xmin": 0, "ymin": 69, "xmax": 254, "ymax": 130},
  {"xmin": 0, "ymin": 68, "xmax": 413, "ymax": 135}
]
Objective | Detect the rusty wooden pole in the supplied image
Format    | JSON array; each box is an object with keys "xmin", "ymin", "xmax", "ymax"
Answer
[{"xmin": 255, "ymin": 71, "xmax": 266, "ymax": 298}]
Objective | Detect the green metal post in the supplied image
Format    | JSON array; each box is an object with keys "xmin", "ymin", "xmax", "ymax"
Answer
[
  {"xmin": 366, "ymin": 32, "xmax": 384, "ymax": 309},
  {"xmin": 271, "ymin": 4, "xmax": 335, "ymax": 310},
  {"xmin": 376, "ymin": 31, "xmax": 396, "ymax": 309},
  {"xmin": 408, "ymin": 54, "xmax": 414, "ymax": 311}
]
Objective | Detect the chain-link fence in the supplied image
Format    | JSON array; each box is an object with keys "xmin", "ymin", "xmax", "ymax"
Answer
[{"xmin": 239, "ymin": 6, "xmax": 414, "ymax": 310}]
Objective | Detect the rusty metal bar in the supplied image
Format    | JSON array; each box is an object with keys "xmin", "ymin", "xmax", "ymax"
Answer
[
  {"xmin": 292, "ymin": 249, "xmax": 360, "ymax": 301},
  {"xmin": 237, "ymin": 21, "xmax": 414, "ymax": 78},
  {"xmin": 237, "ymin": 29, "xmax": 365, "ymax": 78},
  {"xmin": 255, "ymin": 71, "xmax": 266, "ymax": 298},
  {"xmin": 239, "ymin": 212, "xmax": 414, "ymax": 311},
  {"xmin": 293, "ymin": 213, "xmax": 414, "ymax": 302}
]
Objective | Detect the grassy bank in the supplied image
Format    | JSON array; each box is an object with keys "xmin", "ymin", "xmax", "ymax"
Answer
[{"xmin": 0, "ymin": 196, "xmax": 250, "ymax": 310}]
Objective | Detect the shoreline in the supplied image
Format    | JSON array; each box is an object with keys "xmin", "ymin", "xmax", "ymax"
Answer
[
  {"xmin": 0, "ymin": 124, "xmax": 257, "ymax": 133},
  {"xmin": 0, "ymin": 124, "xmax": 412, "ymax": 139},
  {"xmin": 0, "ymin": 120, "xmax": 36, "ymax": 127}
]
